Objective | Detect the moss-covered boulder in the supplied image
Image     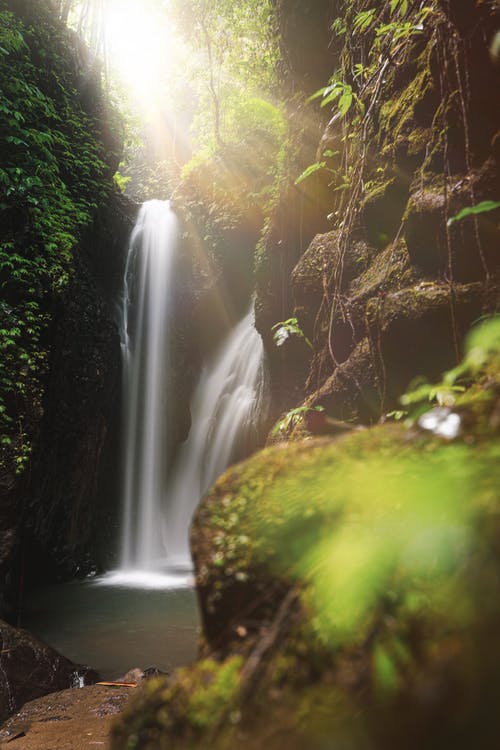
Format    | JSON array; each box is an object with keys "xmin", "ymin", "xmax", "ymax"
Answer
[{"xmin": 111, "ymin": 401, "xmax": 500, "ymax": 749}]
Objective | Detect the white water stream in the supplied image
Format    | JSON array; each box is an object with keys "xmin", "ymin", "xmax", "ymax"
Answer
[
  {"xmin": 116, "ymin": 199, "xmax": 266, "ymax": 582},
  {"xmin": 119, "ymin": 200, "xmax": 178, "ymax": 572},
  {"xmin": 163, "ymin": 304, "xmax": 267, "ymax": 566}
]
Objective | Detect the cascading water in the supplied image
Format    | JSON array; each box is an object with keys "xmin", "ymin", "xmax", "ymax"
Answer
[
  {"xmin": 162, "ymin": 303, "xmax": 268, "ymax": 566},
  {"xmin": 119, "ymin": 199, "xmax": 178, "ymax": 572},
  {"xmin": 116, "ymin": 199, "xmax": 267, "ymax": 582}
]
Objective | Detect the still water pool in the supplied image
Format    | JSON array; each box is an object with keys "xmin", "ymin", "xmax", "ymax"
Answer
[{"xmin": 20, "ymin": 572, "xmax": 200, "ymax": 680}]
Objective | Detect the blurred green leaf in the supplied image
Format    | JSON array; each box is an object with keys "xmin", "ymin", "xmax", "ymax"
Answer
[{"xmin": 447, "ymin": 200, "xmax": 500, "ymax": 226}]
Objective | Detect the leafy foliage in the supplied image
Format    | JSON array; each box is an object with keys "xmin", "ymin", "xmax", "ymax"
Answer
[
  {"xmin": 400, "ymin": 316, "xmax": 500, "ymax": 414},
  {"xmin": 272, "ymin": 317, "xmax": 312, "ymax": 348},
  {"xmin": 353, "ymin": 8, "xmax": 377, "ymax": 33},
  {"xmin": 171, "ymin": 0, "xmax": 280, "ymax": 155},
  {"xmin": 272, "ymin": 405, "xmax": 324, "ymax": 437},
  {"xmin": 171, "ymin": 0, "xmax": 284, "ymax": 258},
  {"xmin": 185, "ymin": 657, "xmax": 242, "ymax": 730},
  {"xmin": 301, "ymin": 2, "xmax": 436, "ymax": 189},
  {"xmin": 0, "ymin": 3, "xmax": 111, "ymax": 477},
  {"xmin": 309, "ymin": 80, "xmax": 363, "ymax": 119}
]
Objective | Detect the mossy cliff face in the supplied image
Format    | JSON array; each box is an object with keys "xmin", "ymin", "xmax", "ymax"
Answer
[
  {"xmin": 0, "ymin": 0, "xmax": 133, "ymax": 607},
  {"xmin": 112, "ymin": 408, "xmax": 500, "ymax": 748},
  {"xmin": 258, "ymin": 0, "xmax": 500, "ymax": 424}
]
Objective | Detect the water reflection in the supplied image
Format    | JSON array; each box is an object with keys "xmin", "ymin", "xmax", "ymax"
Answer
[{"xmin": 21, "ymin": 577, "xmax": 199, "ymax": 679}]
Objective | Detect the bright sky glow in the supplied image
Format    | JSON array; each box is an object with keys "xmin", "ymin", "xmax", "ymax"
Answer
[{"xmin": 104, "ymin": 0, "xmax": 174, "ymax": 107}]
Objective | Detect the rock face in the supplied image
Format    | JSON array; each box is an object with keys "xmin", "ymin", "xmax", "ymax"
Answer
[
  {"xmin": 0, "ymin": 620, "xmax": 98, "ymax": 724},
  {"xmin": 255, "ymin": 0, "xmax": 339, "ymax": 418},
  {"xmin": 21, "ymin": 195, "xmax": 134, "ymax": 585},
  {"xmin": 257, "ymin": 0, "xmax": 500, "ymax": 425}
]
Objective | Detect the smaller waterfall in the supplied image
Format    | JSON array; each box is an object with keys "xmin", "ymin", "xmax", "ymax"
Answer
[
  {"xmin": 163, "ymin": 304, "xmax": 267, "ymax": 566},
  {"xmin": 119, "ymin": 200, "xmax": 178, "ymax": 571}
]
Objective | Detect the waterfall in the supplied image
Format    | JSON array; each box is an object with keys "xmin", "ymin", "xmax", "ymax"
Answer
[
  {"xmin": 119, "ymin": 200, "xmax": 178, "ymax": 571},
  {"xmin": 117, "ymin": 199, "xmax": 267, "ymax": 581},
  {"xmin": 162, "ymin": 303, "xmax": 268, "ymax": 567}
]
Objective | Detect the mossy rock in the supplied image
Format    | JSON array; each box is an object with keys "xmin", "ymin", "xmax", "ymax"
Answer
[
  {"xmin": 291, "ymin": 231, "xmax": 376, "ymax": 344},
  {"xmin": 360, "ymin": 178, "xmax": 410, "ymax": 250},
  {"xmin": 114, "ymin": 416, "xmax": 500, "ymax": 749},
  {"xmin": 110, "ymin": 658, "xmax": 243, "ymax": 750},
  {"xmin": 378, "ymin": 64, "xmax": 438, "ymax": 169},
  {"xmin": 307, "ymin": 338, "xmax": 380, "ymax": 422},
  {"xmin": 404, "ymin": 163, "xmax": 500, "ymax": 280},
  {"xmin": 307, "ymin": 281, "xmax": 498, "ymax": 421},
  {"xmin": 348, "ymin": 240, "xmax": 417, "ymax": 306}
]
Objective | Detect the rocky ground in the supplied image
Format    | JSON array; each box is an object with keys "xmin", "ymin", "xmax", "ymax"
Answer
[{"xmin": 0, "ymin": 685, "xmax": 133, "ymax": 750}]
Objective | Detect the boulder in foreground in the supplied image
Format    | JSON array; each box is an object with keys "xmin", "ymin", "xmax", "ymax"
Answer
[{"xmin": 0, "ymin": 620, "xmax": 98, "ymax": 723}]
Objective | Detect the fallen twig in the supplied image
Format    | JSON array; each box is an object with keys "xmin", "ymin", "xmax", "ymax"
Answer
[{"xmin": 95, "ymin": 682, "xmax": 138, "ymax": 688}]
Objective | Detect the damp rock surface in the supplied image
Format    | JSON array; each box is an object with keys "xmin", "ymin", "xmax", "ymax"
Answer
[{"xmin": 0, "ymin": 620, "xmax": 98, "ymax": 724}]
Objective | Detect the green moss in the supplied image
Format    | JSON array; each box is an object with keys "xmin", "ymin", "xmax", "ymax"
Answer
[
  {"xmin": 186, "ymin": 657, "xmax": 242, "ymax": 729},
  {"xmin": 111, "ymin": 657, "xmax": 243, "ymax": 750},
  {"xmin": 378, "ymin": 66, "xmax": 434, "ymax": 156},
  {"xmin": 197, "ymin": 419, "xmax": 499, "ymax": 637},
  {"xmin": 407, "ymin": 126, "xmax": 431, "ymax": 157},
  {"xmin": 348, "ymin": 240, "xmax": 415, "ymax": 306}
]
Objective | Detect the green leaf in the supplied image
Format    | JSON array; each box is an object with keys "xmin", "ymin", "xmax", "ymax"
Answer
[
  {"xmin": 272, "ymin": 317, "xmax": 313, "ymax": 349},
  {"xmin": 464, "ymin": 316, "xmax": 500, "ymax": 371},
  {"xmin": 295, "ymin": 161, "xmax": 326, "ymax": 185},
  {"xmin": 447, "ymin": 200, "xmax": 500, "ymax": 226},
  {"xmin": 353, "ymin": 9, "xmax": 376, "ymax": 33},
  {"xmin": 386, "ymin": 410, "xmax": 407, "ymax": 422},
  {"xmin": 390, "ymin": 0, "xmax": 408, "ymax": 15},
  {"xmin": 272, "ymin": 405, "xmax": 324, "ymax": 436},
  {"xmin": 331, "ymin": 17, "xmax": 346, "ymax": 36},
  {"xmin": 354, "ymin": 63, "xmax": 367, "ymax": 79},
  {"xmin": 307, "ymin": 86, "xmax": 328, "ymax": 103},
  {"xmin": 320, "ymin": 86, "xmax": 343, "ymax": 108},
  {"xmin": 400, "ymin": 381, "xmax": 433, "ymax": 406},
  {"xmin": 338, "ymin": 90, "xmax": 353, "ymax": 117}
]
